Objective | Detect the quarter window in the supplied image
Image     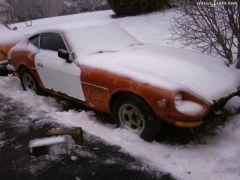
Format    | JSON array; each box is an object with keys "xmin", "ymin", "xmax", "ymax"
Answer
[
  {"xmin": 29, "ymin": 35, "xmax": 40, "ymax": 48},
  {"xmin": 40, "ymin": 33, "xmax": 67, "ymax": 52}
]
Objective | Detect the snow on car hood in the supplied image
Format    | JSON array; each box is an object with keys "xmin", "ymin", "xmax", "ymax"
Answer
[{"xmin": 79, "ymin": 45, "xmax": 240, "ymax": 103}]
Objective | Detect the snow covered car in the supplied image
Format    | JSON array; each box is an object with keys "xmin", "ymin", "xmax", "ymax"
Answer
[
  {"xmin": 8, "ymin": 23, "xmax": 240, "ymax": 141},
  {"xmin": 0, "ymin": 21, "xmax": 24, "ymax": 73}
]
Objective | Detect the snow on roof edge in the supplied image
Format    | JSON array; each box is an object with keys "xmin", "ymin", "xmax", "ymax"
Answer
[{"xmin": 28, "ymin": 21, "xmax": 116, "ymax": 37}]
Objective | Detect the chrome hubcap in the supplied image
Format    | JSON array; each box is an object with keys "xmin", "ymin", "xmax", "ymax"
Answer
[
  {"xmin": 22, "ymin": 73, "xmax": 36, "ymax": 92},
  {"xmin": 119, "ymin": 104, "xmax": 145, "ymax": 134}
]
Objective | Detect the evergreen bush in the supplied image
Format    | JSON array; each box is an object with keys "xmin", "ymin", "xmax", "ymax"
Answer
[{"xmin": 107, "ymin": 0, "xmax": 170, "ymax": 16}]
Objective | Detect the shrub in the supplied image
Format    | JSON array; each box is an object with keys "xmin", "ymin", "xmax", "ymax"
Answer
[{"xmin": 107, "ymin": 0, "xmax": 170, "ymax": 16}]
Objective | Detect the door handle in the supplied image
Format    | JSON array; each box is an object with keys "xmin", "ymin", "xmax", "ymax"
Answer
[{"xmin": 37, "ymin": 63, "xmax": 44, "ymax": 68}]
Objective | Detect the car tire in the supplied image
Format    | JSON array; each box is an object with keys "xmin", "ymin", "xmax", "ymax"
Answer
[
  {"xmin": 19, "ymin": 67, "xmax": 40, "ymax": 94},
  {"xmin": 113, "ymin": 94, "xmax": 160, "ymax": 142}
]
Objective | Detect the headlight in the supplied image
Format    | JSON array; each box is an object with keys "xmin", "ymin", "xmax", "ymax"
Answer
[
  {"xmin": 174, "ymin": 92, "xmax": 204, "ymax": 115},
  {"xmin": 174, "ymin": 92, "xmax": 182, "ymax": 106}
]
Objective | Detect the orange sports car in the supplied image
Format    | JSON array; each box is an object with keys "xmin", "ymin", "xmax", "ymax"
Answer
[
  {"xmin": 0, "ymin": 21, "xmax": 24, "ymax": 73},
  {"xmin": 8, "ymin": 23, "xmax": 240, "ymax": 141}
]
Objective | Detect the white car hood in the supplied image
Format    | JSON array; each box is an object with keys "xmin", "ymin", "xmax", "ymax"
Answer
[{"xmin": 79, "ymin": 45, "xmax": 240, "ymax": 103}]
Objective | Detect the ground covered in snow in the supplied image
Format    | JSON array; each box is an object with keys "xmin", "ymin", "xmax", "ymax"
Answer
[
  {"xmin": 0, "ymin": 92, "xmax": 171, "ymax": 180},
  {"xmin": 1, "ymin": 75, "xmax": 240, "ymax": 180},
  {"xmin": 1, "ymin": 9, "xmax": 240, "ymax": 180}
]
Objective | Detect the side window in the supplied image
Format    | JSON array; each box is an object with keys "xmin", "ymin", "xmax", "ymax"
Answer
[
  {"xmin": 29, "ymin": 35, "xmax": 40, "ymax": 48},
  {"xmin": 40, "ymin": 33, "xmax": 67, "ymax": 52}
]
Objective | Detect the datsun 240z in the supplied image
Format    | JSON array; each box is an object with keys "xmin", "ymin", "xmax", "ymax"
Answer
[{"xmin": 8, "ymin": 23, "xmax": 240, "ymax": 141}]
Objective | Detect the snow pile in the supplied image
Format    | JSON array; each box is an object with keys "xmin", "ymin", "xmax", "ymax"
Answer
[
  {"xmin": 29, "ymin": 136, "xmax": 67, "ymax": 148},
  {"xmin": 29, "ymin": 135, "xmax": 75, "ymax": 156},
  {"xmin": 224, "ymin": 96, "xmax": 240, "ymax": 114},
  {"xmin": 49, "ymin": 109, "xmax": 240, "ymax": 180},
  {"xmin": 0, "ymin": 75, "xmax": 60, "ymax": 113}
]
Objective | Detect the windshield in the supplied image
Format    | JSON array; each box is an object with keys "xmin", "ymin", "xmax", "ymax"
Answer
[{"xmin": 65, "ymin": 23, "xmax": 142, "ymax": 58}]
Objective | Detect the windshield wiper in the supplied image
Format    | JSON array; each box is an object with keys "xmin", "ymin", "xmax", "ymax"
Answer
[
  {"xmin": 92, "ymin": 50, "xmax": 118, "ymax": 54},
  {"xmin": 129, "ymin": 43, "xmax": 144, "ymax": 47}
]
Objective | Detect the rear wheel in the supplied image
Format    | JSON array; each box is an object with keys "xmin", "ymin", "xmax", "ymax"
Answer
[
  {"xmin": 19, "ymin": 68, "xmax": 39, "ymax": 94},
  {"xmin": 113, "ymin": 94, "xmax": 160, "ymax": 142}
]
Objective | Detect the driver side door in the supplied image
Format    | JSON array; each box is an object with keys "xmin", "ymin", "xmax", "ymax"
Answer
[{"xmin": 35, "ymin": 32, "xmax": 85, "ymax": 101}]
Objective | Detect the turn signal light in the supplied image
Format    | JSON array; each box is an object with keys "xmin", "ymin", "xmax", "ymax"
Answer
[{"xmin": 157, "ymin": 99, "xmax": 167, "ymax": 109}]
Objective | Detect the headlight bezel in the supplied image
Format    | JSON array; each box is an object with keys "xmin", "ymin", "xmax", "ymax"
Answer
[{"xmin": 172, "ymin": 91, "xmax": 208, "ymax": 116}]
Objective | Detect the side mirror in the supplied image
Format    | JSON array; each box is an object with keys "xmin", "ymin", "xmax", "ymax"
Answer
[{"xmin": 58, "ymin": 49, "xmax": 72, "ymax": 63}]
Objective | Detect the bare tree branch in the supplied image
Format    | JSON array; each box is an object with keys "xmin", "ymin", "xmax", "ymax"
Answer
[{"xmin": 171, "ymin": 0, "xmax": 240, "ymax": 67}]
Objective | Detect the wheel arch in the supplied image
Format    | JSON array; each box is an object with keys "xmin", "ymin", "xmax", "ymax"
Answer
[
  {"xmin": 109, "ymin": 91, "xmax": 155, "ymax": 115},
  {"xmin": 18, "ymin": 64, "xmax": 30, "ymax": 74}
]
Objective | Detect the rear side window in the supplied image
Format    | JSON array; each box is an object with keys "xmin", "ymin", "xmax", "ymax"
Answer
[
  {"xmin": 29, "ymin": 35, "xmax": 40, "ymax": 48},
  {"xmin": 40, "ymin": 33, "xmax": 67, "ymax": 52}
]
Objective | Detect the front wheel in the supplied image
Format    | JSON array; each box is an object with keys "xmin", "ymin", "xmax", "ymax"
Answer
[{"xmin": 113, "ymin": 94, "xmax": 160, "ymax": 142}]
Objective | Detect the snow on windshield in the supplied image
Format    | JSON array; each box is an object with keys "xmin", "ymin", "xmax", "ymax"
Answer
[{"xmin": 65, "ymin": 23, "xmax": 142, "ymax": 57}]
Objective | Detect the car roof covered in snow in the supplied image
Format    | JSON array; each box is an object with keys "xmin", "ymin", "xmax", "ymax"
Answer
[
  {"xmin": 30, "ymin": 20, "xmax": 115, "ymax": 34},
  {"xmin": 32, "ymin": 22, "xmax": 142, "ymax": 58}
]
